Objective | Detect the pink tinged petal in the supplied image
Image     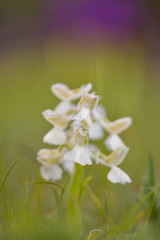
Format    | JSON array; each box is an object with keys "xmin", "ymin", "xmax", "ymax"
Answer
[
  {"xmin": 105, "ymin": 134, "xmax": 124, "ymax": 151},
  {"xmin": 40, "ymin": 164, "xmax": 63, "ymax": 181},
  {"xmin": 43, "ymin": 128, "xmax": 66, "ymax": 145},
  {"xmin": 107, "ymin": 165, "xmax": 132, "ymax": 184}
]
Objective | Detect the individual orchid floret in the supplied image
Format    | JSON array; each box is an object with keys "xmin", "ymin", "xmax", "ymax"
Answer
[
  {"xmin": 73, "ymin": 92, "xmax": 98, "ymax": 126},
  {"xmin": 105, "ymin": 134, "xmax": 125, "ymax": 151},
  {"xmin": 42, "ymin": 110, "xmax": 69, "ymax": 129},
  {"xmin": 63, "ymin": 128, "xmax": 92, "ymax": 166},
  {"xmin": 51, "ymin": 83, "xmax": 92, "ymax": 101},
  {"xmin": 101, "ymin": 117, "xmax": 132, "ymax": 134},
  {"xmin": 40, "ymin": 164, "xmax": 63, "ymax": 181},
  {"xmin": 37, "ymin": 148, "xmax": 62, "ymax": 166},
  {"xmin": 42, "ymin": 110, "xmax": 68, "ymax": 145},
  {"xmin": 97, "ymin": 146, "xmax": 131, "ymax": 184}
]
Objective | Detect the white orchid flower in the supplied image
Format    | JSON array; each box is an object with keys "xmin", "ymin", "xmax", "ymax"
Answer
[
  {"xmin": 51, "ymin": 83, "xmax": 92, "ymax": 101},
  {"xmin": 40, "ymin": 164, "xmax": 63, "ymax": 181},
  {"xmin": 63, "ymin": 128, "xmax": 92, "ymax": 166},
  {"xmin": 105, "ymin": 134, "xmax": 124, "ymax": 151},
  {"xmin": 101, "ymin": 117, "xmax": 132, "ymax": 134},
  {"xmin": 73, "ymin": 92, "xmax": 98, "ymax": 126},
  {"xmin": 42, "ymin": 110, "xmax": 68, "ymax": 145},
  {"xmin": 37, "ymin": 148, "xmax": 62, "ymax": 166},
  {"xmin": 97, "ymin": 145, "xmax": 131, "ymax": 184},
  {"xmin": 38, "ymin": 83, "xmax": 132, "ymax": 184}
]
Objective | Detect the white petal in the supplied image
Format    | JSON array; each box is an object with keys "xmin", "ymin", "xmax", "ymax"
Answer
[
  {"xmin": 51, "ymin": 83, "xmax": 92, "ymax": 101},
  {"xmin": 107, "ymin": 166, "xmax": 132, "ymax": 184},
  {"xmin": 71, "ymin": 83, "xmax": 92, "ymax": 100},
  {"xmin": 63, "ymin": 145, "xmax": 92, "ymax": 166},
  {"xmin": 62, "ymin": 160, "xmax": 75, "ymax": 175},
  {"xmin": 74, "ymin": 128, "xmax": 89, "ymax": 146},
  {"xmin": 101, "ymin": 117, "xmax": 132, "ymax": 134},
  {"xmin": 82, "ymin": 83, "xmax": 92, "ymax": 93},
  {"xmin": 79, "ymin": 92, "xmax": 98, "ymax": 110},
  {"xmin": 92, "ymin": 105, "xmax": 106, "ymax": 121},
  {"xmin": 89, "ymin": 122, "xmax": 104, "ymax": 140},
  {"xmin": 73, "ymin": 107, "xmax": 92, "ymax": 126},
  {"xmin": 40, "ymin": 164, "xmax": 63, "ymax": 181},
  {"xmin": 55, "ymin": 101, "xmax": 73, "ymax": 114},
  {"xmin": 43, "ymin": 128, "xmax": 66, "ymax": 145},
  {"xmin": 42, "ymin": 110, "xmax": 68, "ymax": 129},
  {"xmin": 51, "ymin": 83, "xmax": 72, "ymax": 101},
  {"xmin": 105, "ymin": 134, "xmax": 124, "ymax": 151},
  {"xmin": 104, "ymin": 145, "xmax": 129, "ymax": 166},
  {"xmin": 37, "ymin": 148, "xmax": 61, "ymax": 166},
  {"xmin": 72, "ymin": 120, "xmax": 82, "ymax": 132}
]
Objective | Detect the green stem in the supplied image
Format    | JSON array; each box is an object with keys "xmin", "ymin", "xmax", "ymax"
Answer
[{"xmin": 67, "ymin": 164, "xmax": 83, "ymax": 233}]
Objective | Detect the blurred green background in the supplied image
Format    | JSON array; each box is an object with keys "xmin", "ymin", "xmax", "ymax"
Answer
[{"xmin": 0, "ymin": 0, "xmax": 160, "ymax": 238}]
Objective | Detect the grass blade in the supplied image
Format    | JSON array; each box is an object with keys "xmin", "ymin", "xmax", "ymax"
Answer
[{"xmin": 0, "ymin": 160, "xmax": 17, "ymax": 192}]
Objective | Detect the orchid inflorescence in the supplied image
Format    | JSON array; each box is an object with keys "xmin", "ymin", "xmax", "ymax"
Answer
[{"xmin": 37, "ymin": 83, "xmax": 132, "ymax": 184}]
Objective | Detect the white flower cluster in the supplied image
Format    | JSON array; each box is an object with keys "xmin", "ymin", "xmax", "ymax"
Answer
[{"xmin": 37, "ymin": 83, "xmax": 132, "ymax": 184}]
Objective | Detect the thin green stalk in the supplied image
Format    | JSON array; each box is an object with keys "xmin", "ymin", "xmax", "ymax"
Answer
[
  {"xmin": 25, "ymin": 180, "xmax": 29, "ymax": 224},
  {"xmin": 0, "ymin": 159, "xmax": 17, "ymax": 225},
  {"xmin": 0, "ymin": 160, "xmax": 17, "ymax": 192},
  {"xmin": 36, "ymin": 173, "xmax": 42, "ymax": 217},
  {"xmin": 56, "ymin": 176, "xmax": 70, "ymax": 221}
]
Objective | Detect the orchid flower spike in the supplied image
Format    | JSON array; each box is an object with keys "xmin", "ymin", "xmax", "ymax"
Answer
[{"xmin": 37, "ymin": 82, "xmax": 132, "ymax": 184}]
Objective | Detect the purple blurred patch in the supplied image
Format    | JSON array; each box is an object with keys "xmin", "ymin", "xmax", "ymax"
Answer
[{"xmin": 42, "ymin": 0, "xmax": 153, "ymax": 41}]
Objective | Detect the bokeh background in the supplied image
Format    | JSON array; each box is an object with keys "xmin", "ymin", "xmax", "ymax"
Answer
[{"xmin": 0, "ymin": 0, "xmax": 160, "ymax": 236}]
